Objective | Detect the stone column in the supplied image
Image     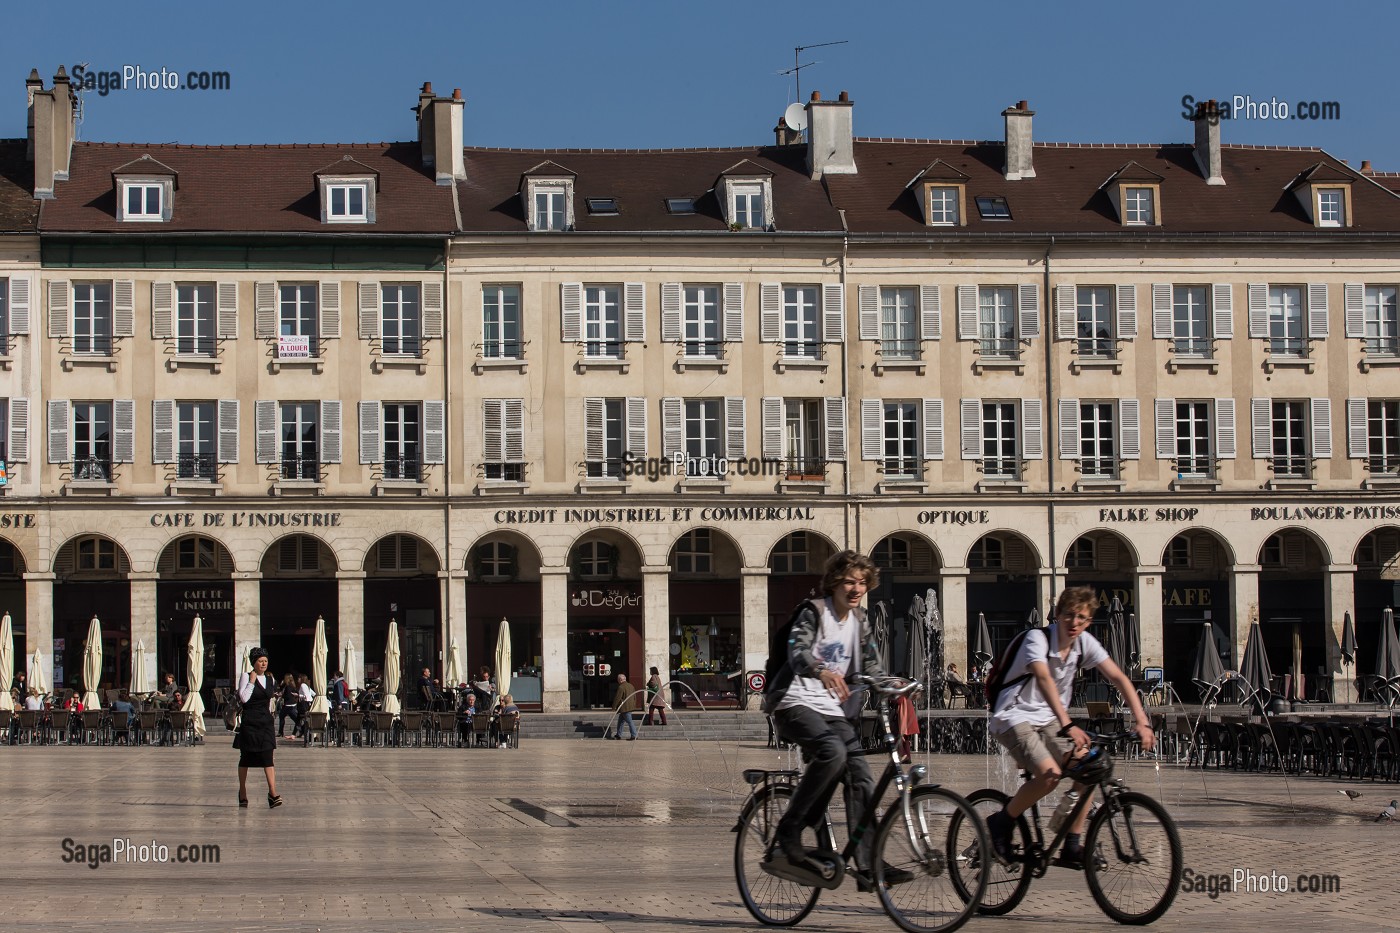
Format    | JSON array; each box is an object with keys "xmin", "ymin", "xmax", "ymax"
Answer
[
  {"xmin": 128, "ymin": 572, "xmax": 159, "ymax": 693},
  {"xmin": 1325, "ymin": 564, "xmax": 1357, "ymax": 700},
  {"xmin": 336, "ymin": 571, "xmax": 366, "ymax": 687},
  {"xmin": 1135, "ymin": 565, "xmax": 1165, "ymax": 673},
  {"xmin": 1037, "ymin": 569, "xmax": 1056, "ymax": 622},
  {"xmin": 23, "ymin": 572, "xmax": 54, "ymax": 688},
  {"xmin": 540, "ymin": 565, "xmax": 570, "ymax": 713},
  {"xmin": 741, "ymin": 567, "xmax": 772, "ymax": 674},
  {"xmin": 233, "ymin": 573, "xmax": 261, "ymax": 663},
  {"xmin": 445, "ymin": 570, "xmax": 468, "ymax": 681},
  {"xmin": 1229, "ymin": 564, "xmax": 1261, "ymax": 668},
  {"xmin": 940, "ymin": 568, "xmax": 969, "ymax": 671},
  {"xmin": 642, "ymin": 565, "xmax": 671, "ymax": 684}
]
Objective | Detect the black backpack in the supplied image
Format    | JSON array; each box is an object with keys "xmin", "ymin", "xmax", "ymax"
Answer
[
  {"xmin": 762, "ymin": 599, "xmax": 818, "ymax": 697},
  {"xmin": 984, "ymin": 628, "xmax": 1046, "ymax": 707}
]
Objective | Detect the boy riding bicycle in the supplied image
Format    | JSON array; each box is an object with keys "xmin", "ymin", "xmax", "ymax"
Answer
[
  {"xmin": 986, "ymin": 586, "xmax": 1155, "ymax": 869},
  {"xmin": 762, "ymin": 549, "xmax": 912, "ymax": 891}
]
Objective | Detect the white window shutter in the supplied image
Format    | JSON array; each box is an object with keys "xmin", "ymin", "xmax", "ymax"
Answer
[
  {"xmin": 1250, "ymin": 397, "xmax": 1271, "ymax": 459},
  {"xmin": 1307, "ymin": 284, "xmax": 1329, "ymax": 339},
  {"xmin": 6, "ymin": 398, "xmax": 25, "ymax": 463},
  {"xmin": 1151, "ymin": 284, "xmax": 1172, "ymax": 339},
  {"xmin": 152, "ymin": 400, "xmax": 174, "ymax": 463},
  {"xmin": 1247, "ymin": 284, "xmax": 1268, "ymax": 339},
  {"xmin": 584, "ymin": 398, "xmax": 604, "ymax": 462},
  {"xmin": 960, "ymin": 398, "xmax": 982, "ymax": 460},
  {"xmin": 151, "ymin": 281, "xmax": 173, "ymax": 339},
  {"xmin": 358, "ymin": 401, "xmax": 380, "ymax": 464},
  {"xmin": 722, "ymin": 282, "xmax": 744, "ymax": 341},
  {"xmin": 759, "ymin": 283, "xmax": 781, "ymax": 342},
  {"xmin": 860, "ymin": 399, "xmax": 882, "ymax": 461},
  {"xmin": 113, "ymin": 280, "xmax": 135, "ymax": 337},
  {"xmin": 919, "ymin": 285, "xmax": 941, "ymax": 340},
  {"xmin": 255, "ymin": 400, "xmax": 277, "ymax": 464},
  {"xmin": 1212, "ymin": 283, "xmax": 1233, "ymax": 339},
  {"xmin": 822, "ymin": 283, "xmax": 845, "ymax": 342},
  {"xmin": 358, "ymin": 282, "xmax": 381, "ymax": 339},
  {"xmin": 1344, "ymin": 283, "xmax": 1365, "ymax": 338},
  {"xmin": 320, "ymin": 281, "xmax": 341, "ymax": 339},
  {"xmin": 48, "ymin": 280, "xmax": 69, "ymax": 338},
  {"xmin": 1155, "ymin": 399, "xmax": 1175, "ymax": 459},
  {"xmin": 1119, "ymin": 399, "xmax": 1140, "ymax": 459},
  {"xmin": 922, "ymin": 398, "xmax": 944, "ymax": 460},
  {"xmin": 761, "ymin": 397, "xmax": 783, "ymax": 458},
  {"xmin": 1215, "ymin": 398, "xmax": 1237, "ymax": 459},
  {"xmin": 625, "ymin": 397, "xmax": 647, "ymax": 459},
  {"xmin": 423, "ymin": 400, "xmax": 445, "ymax": 465},
  {"xmin": 1055, "ymin": 285, "xmax": 1076, "ymax": 340},
  {"xmin": 660, "ymin": 283, "xmax": 682, "ymax": 342},
  {"xmin": 1021, "ymin": 398, "xmax": 1043, "ymax": 459},
  {"xmin": 504, "ymin": 399, "xmax": 525, "ymax": 462},
  {"xmin": 824, "ymin": 397, "xmax": 846, "ymax": 461},
  {"xmin": 482, "ymin": 399, "xmax": 503, "ymax": 462},
  {"xmin": 623, "ymin": 282, "xmax": 645, "ymax": 342},
  {"xmin": 320, "ymin": 400, "xmax": 341, "ymax": 464},
  {"xmin": 858, "ymin": 285, "xmax": 879, "ymax": 341},
  {"xmin": 957, "ymin": 285, "xmax": 978, "ymax": 339},
  {"xmin": 1018, "ymin": 283, "xmax": 1040, "ymax": 339},
  {"xmin": 1116, "ymin": 284, "xmax": 1137, "ymax": 339},
  {"xmin": 560, "ymin": 283, "xmax": 582, "ymax": 342},
  {"xmin": 47, "ymin": 400, "xmax": 69, "ymax": 464},
  {"xmin": 421, "ymin": 280, "xmax": 443, "ymax": 339},
  {"xmin": 254, "ymin": 282, "xmax": 277, "ymax": 338},
  {"xmin": 8, "ymin": 274, "xmax": 29, "ymax": 334},
  {"xmin": 216, "ymin": 281, "xmax": 238, "ymax": 338},
  {"xmin": 725, "ymin": 397, "xmax": 746, "ymax": 459},
  {"xmin": 1059, "ymin": 397, "xmax": 1080, "ymax": 459},
  {"xmin": 217, "ymin": 399, "xmax": 239, "ymax": 464},
  {"xmin": 1346, "ymin": 398, "xmax": 1367, "ymax": 458},
  {"xmin": 1311, "ymin": 397, "xmax": 1332, "ymax": 458},
  {"xmin": 661, "ymin": 397, "xmax": 683, "ymax": 458},
  {"xmin": 113, "ymin": 400, "xmax": 134, "ymax": 463}
]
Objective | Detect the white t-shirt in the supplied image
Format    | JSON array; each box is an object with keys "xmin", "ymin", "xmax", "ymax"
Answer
[
  {"xmin": 989, "ymin": 624, "xmax": 1109, "ymax": 734},
  {"xmin": 775, "ymin": 597, "xmax": 861, "ymax": 718}
]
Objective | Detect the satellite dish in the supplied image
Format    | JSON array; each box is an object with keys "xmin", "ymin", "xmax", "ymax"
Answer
[{"xmin": 783, "ymin": 101, "xmax": 808, "ymax": 132}]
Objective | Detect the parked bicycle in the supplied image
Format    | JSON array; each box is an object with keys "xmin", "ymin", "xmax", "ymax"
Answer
[
  {"xmin": 733, "ymin": 675, "xmax": 990, "ymax": 933},
  {"xmin": 950, "ymin": 730, "xmax": 1182, "ymax": 925}
]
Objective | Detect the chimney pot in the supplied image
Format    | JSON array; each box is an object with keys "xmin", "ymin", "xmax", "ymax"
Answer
[
  {"xmin": 54, "ymin": 66, "xmax": 68, "ymax": 82},
  {"xmin": 452, "ymin": 88, "xmax": 462, "ymax": 100},
  {"xmin": 1362, "ymin": 160, "xmax": 1373, "ymax": 173},
  {"xmin": 27, "ymin": 68, "xmax": 42, "ymax": 85},
  {"xmin": 1018, "ymin": 99, "xmax": 1028, "ymax": 110},
  {"xmin": 422, "ymin": 82, "xmax": 433, "ymax": 95},
  {"xmin": 810, "ymin": 90, "xmax": 821, "ymax": 102},
  {"xmin": 838, "ymin": 90, "xmax": 849, "ymax": 102}
]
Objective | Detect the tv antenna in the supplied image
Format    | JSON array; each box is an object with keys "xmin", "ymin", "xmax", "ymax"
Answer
[{"xmin": 779, "ymin": 40, "xmax": 848, "ymax": 105}]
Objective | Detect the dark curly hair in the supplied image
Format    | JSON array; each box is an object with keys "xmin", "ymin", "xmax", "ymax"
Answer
[{"xmin": 820, "ymin": 550, "xmax": 880, "ymax": 595}]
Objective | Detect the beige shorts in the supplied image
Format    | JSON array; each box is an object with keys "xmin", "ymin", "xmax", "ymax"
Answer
[{"xmin": 994, "ymin": 721, "xmax": 1071, "ymax": 772}]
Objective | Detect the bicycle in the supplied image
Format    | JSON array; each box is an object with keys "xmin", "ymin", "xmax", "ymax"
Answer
[
  {"xmin": 732, "ymin": 675, "xmax": 990, "ymax": 933},
  {"xmin": 950, "ymin": 730, "xmax": 1183, "ymax": 925}
]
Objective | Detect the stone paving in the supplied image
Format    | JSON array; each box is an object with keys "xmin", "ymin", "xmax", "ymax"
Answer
[{"xmin": 0, "ymin": 730, "xmax": 1393, "ymax": 932}]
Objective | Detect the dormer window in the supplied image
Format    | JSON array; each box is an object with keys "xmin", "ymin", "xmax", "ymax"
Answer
[
  {"xmin": 327, "ymin": 183, "xmax": 368, "ymax": 221},
  {"xmin": 1317, "ymin": 188, "xmax": 1345, "ymax": 227},
  {"xmin": 1124, "ymin": 186, "xmax": 1156, "ymax": 224},
  {"xmin": 927, "ymin": 186, "xmax": 961, "ymax": 225},
  {"xmin": 717, "ymin": 162, "xmax": 775, "ymax": 231},
  {"xmin": 1100, "ymin": 162, "xmax": 1163, "ymax": 227},
  {"xmin": 732, "ymin": 184, "xmax": 765, "ymax": 229},
  {"xmin": 113, "ymin": 155, "xmax": 178, "ymax": 223},
  {"xmin": 314, "ymin": 157, "xmax": 379, "ymax": 225},
  {"xmin": 1286, "ymin": 164, "xmax": 1353, "ymax": 229}
]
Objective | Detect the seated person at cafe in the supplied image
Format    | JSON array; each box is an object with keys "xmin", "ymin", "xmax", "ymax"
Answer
[
  {"xmin": 356, "ymin": 680, "xmax": 381, "ymax": 712},
  {"xmin": 24, "ymin": 687, "xmax": 44, "ymax": 710},
  {"xmin": 494, "ymin": 694, "xmax": 520, "ymax": 748},
  {"xmin": 472, "ymin": 667, "xmax": 496, "ymax": 711},
  {"xmin": 418, "ymin": 668, "xmax": 438, "ymax": 708},
  {"xmin": 159, "ymin": 673, "xmax": 178, "ymax": 703},
  {"xmin": 110, "ymin": 690, "xmax": 137, "ymax": 744},
  {"xmin": 456, "ymin": 688, "xmax": 476, "ymax": 746}
]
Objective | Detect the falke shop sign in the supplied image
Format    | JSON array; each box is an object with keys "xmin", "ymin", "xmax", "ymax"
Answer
[{"xmin": 570, "ymin": 588, "xmax": 643, "ymax": 613}]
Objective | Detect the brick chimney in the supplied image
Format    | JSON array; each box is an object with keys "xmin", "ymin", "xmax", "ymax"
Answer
[
  {"xmin": 1193, "ymin": 99, "xmax": 1225, "ymax": 186},
  {"xmin": 1002, "ymin": 100, "xmax": 1035, "ymax": 180},
  {"xmin": 416, "ymin": 83, "xmax": 465, "ymax": 185},
  {"xmin": 1361, "ymin": 160, "xmax": 1374, "ymax": 174},
  {"xmin": 805, "ymin": 90, "xmax": 856, "ymax": 179}
]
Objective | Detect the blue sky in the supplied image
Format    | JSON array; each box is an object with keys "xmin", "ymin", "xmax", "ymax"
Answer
[{"xmin": 5, "ymin": 0, "xmax": 1396, "ymax": 166}]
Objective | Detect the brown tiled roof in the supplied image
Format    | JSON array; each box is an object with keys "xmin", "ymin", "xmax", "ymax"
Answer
[
  {"xmin": 0, "ymin": 140, "xmax": 39, "ymax": 233},
  {"xmin": 40, "ymin": 142, "xmax": 456, "ymax": 234}
]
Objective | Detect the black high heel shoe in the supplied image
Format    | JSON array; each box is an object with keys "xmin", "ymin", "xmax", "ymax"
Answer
[
  {"xmin": 238, "ymin": 794, "xmax": 248, "ymax": 808},
  {"xmin": 268, "ymin": 794, "xmax": 283, "ymax": 809}
]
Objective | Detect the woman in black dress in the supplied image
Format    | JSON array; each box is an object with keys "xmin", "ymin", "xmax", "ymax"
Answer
[{"xmin": 236, "ymin": 647, "xmax": 282, "ymax": 808}]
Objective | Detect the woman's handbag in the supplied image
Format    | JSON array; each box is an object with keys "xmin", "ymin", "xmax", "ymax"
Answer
[{"xmin": 230, "ymin": 712, "xmax": 242, "ymax": 749}]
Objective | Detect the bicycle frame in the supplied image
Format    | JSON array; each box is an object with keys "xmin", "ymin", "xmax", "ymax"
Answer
[{"xmin": 1018, "ymin": 734, "xmax": 1144, "ymax": 875}]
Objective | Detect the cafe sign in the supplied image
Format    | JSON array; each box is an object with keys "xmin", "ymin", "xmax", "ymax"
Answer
[{"xmin": 569, "ymin": 586, "xmax": 643, "ymax": 615}]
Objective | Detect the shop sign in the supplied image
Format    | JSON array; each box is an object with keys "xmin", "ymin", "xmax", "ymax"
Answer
[
  {"xmin": 495, "ymin": 505, "xmax": 817, "ymax": 526},
  {"xmin": 148, "ymin": 510, "xmax": 342, "ymax": 528},
  {"xmin": 569, "ymin": 586, "xmax": 643, "ymax": 614}
]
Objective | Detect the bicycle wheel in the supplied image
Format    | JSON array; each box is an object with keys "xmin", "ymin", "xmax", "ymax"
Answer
[
  {"xmin": 874, "ymin": 785, "xmax": 987, "ymax": 933},
  {"xmin": 950, "ymin": 788, "xmax": 1033, "ymax": 916},
  {"xmin": 1083, "ymin": 790, "xmax": 1183, "ymax": 925},
  {"xmin": 734, "ymin": 784, "xmax": 826, "ymax": 926}
]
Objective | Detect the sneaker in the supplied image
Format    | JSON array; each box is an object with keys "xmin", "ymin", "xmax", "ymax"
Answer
[
  {"xmin": 1053, "ymin": 845, "xmax": 1084, "ymax": 870},
  {"xmin": 986, "ymin": 808, "xmax": 1016, "ymax": 864},
  {"xmin": 772, "ymin": 828, "xmax": 808, "ymax": 867}
]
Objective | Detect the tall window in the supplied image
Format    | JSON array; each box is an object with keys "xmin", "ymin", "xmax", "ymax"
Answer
[
  {"xmin": 784, "ymin": 399, "xmax": 823, "ymax": 475},
  {"xmin": 279, "ymin": 285, "xmax": 318, "ymax": 357},
  {"xmin": 783, "ymin": 286, "xmax": 820, "ymax": 358},
  {"xmin": 482, "ymin": 285, "xmax": 521, "ymax": 359},
  {"xmin": 684, "ymin": 400, "xmax": 722, "ymax": 461},
  {"xmin": 1365, "ymin": 285, "xmax": 1399, "ymax": 356},
  {"xmin": 883, "ymin": 401, "xmax": 919, "ymax": 479},
  {"xmin": 1124, "ymin": 187, "xmax": 1155, "ymax": 224},
  {"xmin": 1172, "ymin": 285, "xmax": 1211, "ymax": 357},
  {"xmin": 1268, "ymin": 285, "xmax": 1304, "ymax": 357},
  {"xmin": 1080, "ymin": 402, "xmax": 1117, "ymax": 478},
  {"xmin": 534, "ymin": 188, "xmax": 567, "ymax": 231},
  {"xmin": 674, "ymin": 529, "xmax": 712, "ymax": 574},
  {"xmin": 586, "ymin": 399, "xmax": 624, "ymax": 479},
  {"xmin": 382, "ymin": 403, "xmax": 421, "ymax": 480},
  {"xmin": 1317, "ymin": 189, "xmax": 1344, "ymax": 227},
  {"xmin": 1165, "ymin": 535, "xmax": 1191, "ymax": 568},
  {"xmin": 1271, "ymin": 401, "xmax": 1308, "ymax": 477},
  {"xmin": 72, "ymin": 282, "xmax": 113, "ymax": 355},
  {"xmin": 1174, "ymin": 401, "xmax": 1212, "ymax": 477},
  {"xmin": 176, "ymin": 283, "xmax": 216, "ymax": 356},
  {"xmin": 280, "ymin": 402, "xmax": 318, "ymax": 480},
  {"xmin": 381, "ymin": 284, "xmax": 421, "ymax": 356},
  {"xmin": 584, "ymin": 286, "xmax": 621, "ymax": 358},
  {"xmin": 683, "ymin": 286, "xmax": 720, "ymax": 357},
  {"xmin": 979, "ymin": 286, "xmax": 1016, "ymax": 358},
  {"xmin": 982, "ymin": 402, "xmax": 1019, "ymax": 478},
  {"xmin": 927, "ymin": 187, "xmax": 958, "ymax": 225},
  {"xmin": 881, "ymin": 287, "xmax": 917, "ymax": 360},
  {"xmin": 476, "ymin": 541, "xmax": 514, "ymax": 580},
  {"xmin": 771, "ymin": 533, "xmax": 808, "ymax": 573},
  {"xmin": 732, "ymin": 184, "xmax": 765, "ymax": 229},
  {"xmin": 72, "ymin": 402, "xmax": 112, "ymax": 481},
  {"xmin": 177, "ymin": 402, "xmax": 216, "ymax": 481},
  {"xmin": 1368, "ymin": 400, "xmax": 1400, "ymax": 475},
  {"xmin": 1067, "ymin": 539, "xmax": 1096, "ymax": 569},
  {"xmin": 575, "ymin": 540, "xmax": 612, "ymax": 578},
  {"xmin": 1076, "ymin": 286, "xmax": 1114, "ymax": 358}
]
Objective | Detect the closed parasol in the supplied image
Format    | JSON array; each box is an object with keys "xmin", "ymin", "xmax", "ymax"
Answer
[
  {"xmin": 383, "ymin": 620, "xmax": 401, "ymax": 714},
  {"xmin": 181, "ymin": 616, "xmax": 206, "ymax": 736},
  {"xmin": 310, "ymin": 616, "xmax": 329, "ymax": 716},
  {"xmin": 81, "ymin": 616, "xmax": 103, "ymax": 710},
  {"xmin": 495, "ymin": 618, "xmax": 512, "ymax": 700}
]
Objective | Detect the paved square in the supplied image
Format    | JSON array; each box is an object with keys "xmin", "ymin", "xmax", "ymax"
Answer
[{"xmin": 0, "ymin": 731, "xmax": 1390, "ymax": 932}]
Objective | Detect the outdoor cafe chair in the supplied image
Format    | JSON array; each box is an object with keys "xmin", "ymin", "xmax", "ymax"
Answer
[
  {"xmin": 470, "ymin": 714, "xmax": 492, "ymax": 747},
  {"xmin": 110, "ymin": 712, "xmax": 133, "ymax": 746},
  {"xmin": 136, "ymin": 710, "xmax": 160, "ymax": 746},
  {"xmin": 944, "ymin": 681, "xmax": 971, "ymax": 708},
  {"xmin": 80, "ymin": 709, "xmax": 105, "ymax": 745},
  {"xmin": 167, "ymin": 710, "xmax": 193, "ymax": 746},
  {"xmin": 397, "ymin": 711, "xmax": 424, "ymax": 748},
  {"xmin": 335, "ymin": 712, "xmax": 365, "ymax": 747},
  {"xmin": 16, "ymin": 709, "xmax": 41, "ymax": 745},
  {"xmin": 302, "ymin": 711, "xmax": 329, "ymax": 748},
  {"xmin": 370, "ymin": 712, "xmax": 397, "ymax": 747},
  {"xmin": 496, "ymin": 710, "xmax": 520, "ymax": 748}
]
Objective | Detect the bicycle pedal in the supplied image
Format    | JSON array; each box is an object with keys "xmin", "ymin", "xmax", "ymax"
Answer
[{"xmin": 760, "ymin": 850, "xmax": 844, "ymax": 890}]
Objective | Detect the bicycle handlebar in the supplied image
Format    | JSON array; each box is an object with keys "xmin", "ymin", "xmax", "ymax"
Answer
[{"xmin": 850, "ymin": 674, "xmax": 921, "ymax": 698}]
